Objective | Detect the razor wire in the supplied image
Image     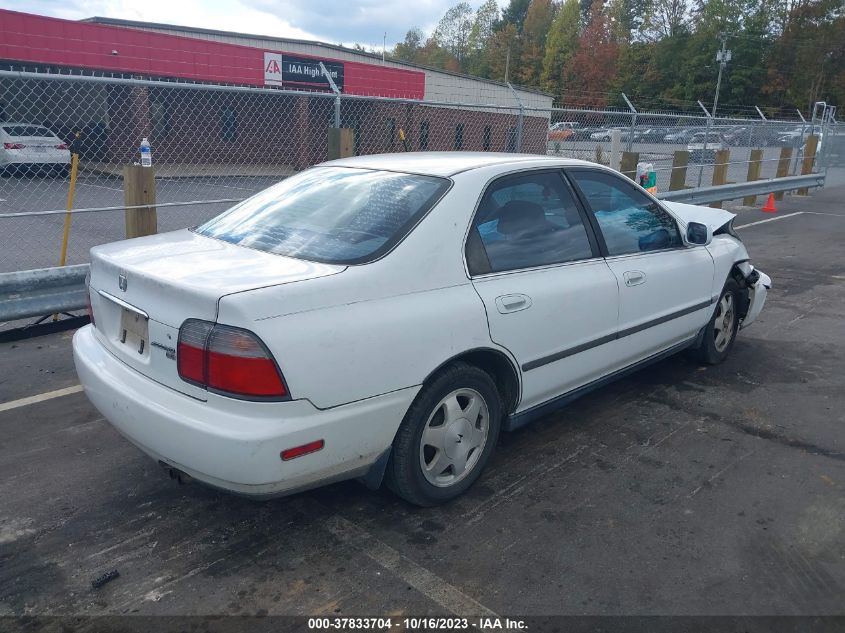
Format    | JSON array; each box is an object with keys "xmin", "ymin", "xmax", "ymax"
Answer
[{"xmin": 0, "ymin": 70, "xmax": 832, "ymax": 275}]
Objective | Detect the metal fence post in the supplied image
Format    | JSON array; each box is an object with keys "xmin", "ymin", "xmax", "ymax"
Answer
[
  {"xmin": 622, "ymin": 93, "xmax": 637, "ymax": 153},
  {"xmin": 610, "ymin": 129, "xmax": 622, "ymax": 171},
  {"xmin": 507, "ymin": 82, "xmax": 524, "ymax": 152},
  {"xmin": 320, "ymin": 62, "xmax": 342, "ymax": 129},
  {"xmin": 696, "ymin": 100, "xmax": 712, "ymax": 188}
]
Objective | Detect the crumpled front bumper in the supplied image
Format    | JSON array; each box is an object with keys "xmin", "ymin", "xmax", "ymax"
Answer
[{"xmin": 738, "ymin": 265, "xmax": 771, "ymax": 329}]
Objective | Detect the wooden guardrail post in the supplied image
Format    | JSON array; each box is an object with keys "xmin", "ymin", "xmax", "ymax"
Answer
[
  {"xmin": 669, "ymin": 150, "xmax": 689, "ymax": 191},
  {"xmin": 797, "ymin": 135, "xmax": 819, "ymax": 196},
  {"xmin": 774, "ymin": 147, "xmax": 792, "ymax": 200},
  {"xmin": 328, "ymin": 128, "xmax": 354, "ymax": 161},
  {"xmin": 123, "ymin": 165, "xmax": 157, "ymax": 239},
  {"xmin": 620, "ymin": 151, "xmax": 639, "ymax": 181},
  {"xmin": 743, "ymin": 149, "xmax": 763, "ymax": 206},
  {"xmin": 709, "ymin": 149, "xmax": 730, "ymax": 208}
]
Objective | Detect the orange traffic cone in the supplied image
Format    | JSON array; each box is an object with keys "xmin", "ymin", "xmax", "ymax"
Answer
[{"xmin": 762, "ymin": 193, "xmax": 777, "ymax": 213}]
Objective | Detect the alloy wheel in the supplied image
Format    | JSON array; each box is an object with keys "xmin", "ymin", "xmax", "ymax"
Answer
[
  {"xmin": 713, "ymin": 293, "xmax": 735, "ymax": 352},
  {"xmin": 419, "ymin": 388, "xmax": 489, "ymax": 487}
]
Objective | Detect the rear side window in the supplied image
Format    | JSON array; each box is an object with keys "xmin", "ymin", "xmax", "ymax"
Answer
[
  {"xmin": 196, "ymin": 167, "xmax": 449, "ymax": 265},
  {"xmin": 3, "ymin": 125, "xmax": 53, "ymax": 137},
  {"xmin": 467, "ymin": 171, "xmax": 595, "ymax": 274}
]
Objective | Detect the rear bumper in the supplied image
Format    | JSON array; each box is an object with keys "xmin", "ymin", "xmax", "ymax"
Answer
[
  {"xmin": 1, "ymin": 154, "xmax": 70, "ymax": 167},
  {"xmin": 72, "ymin": 325, "xmax": 417, "ymax": 497}
]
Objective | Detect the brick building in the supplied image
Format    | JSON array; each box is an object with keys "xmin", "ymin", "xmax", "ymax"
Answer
[{"xmin": 0, "ymin": 9, "xmax": 552, "ymax": 168}]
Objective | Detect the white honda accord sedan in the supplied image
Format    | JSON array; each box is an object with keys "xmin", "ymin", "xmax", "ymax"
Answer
[{"xmin": 73, "ymin": 153, "xmax": 771, "ymax": 506}]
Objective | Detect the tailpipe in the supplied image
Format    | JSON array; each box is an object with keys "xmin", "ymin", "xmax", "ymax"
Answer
[{"xmin": 158, "ymin": 460, "xmax": 193, "ymax": 485}]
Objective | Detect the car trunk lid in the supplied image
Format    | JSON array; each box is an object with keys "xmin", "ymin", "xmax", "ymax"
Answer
[{"xmin": 88, "ymin": 229, "xmax": 345, "ymax": 399}]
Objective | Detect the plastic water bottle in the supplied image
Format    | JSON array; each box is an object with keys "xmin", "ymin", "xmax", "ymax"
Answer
[{"xmin": 139, "ymin": 137, "xmax": 152, "ymax": 167}]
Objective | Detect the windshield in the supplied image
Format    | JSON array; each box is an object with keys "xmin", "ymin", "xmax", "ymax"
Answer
[
  {"xmin": 196, "ymin": 167, "xmax": 450, "ymax": 265},
  {"xmin": 2, "ymin": 125, "xmax": 54, "ymax": 138}
]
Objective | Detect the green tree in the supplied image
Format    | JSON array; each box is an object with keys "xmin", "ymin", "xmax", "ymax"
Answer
[
  {"xmin": 519, "ymin": 0, "xmax": 556, "ymax": 85},
  {"xmin": 432, "ymin": 2, "xmax": 475, "ymax": 67},
  {"xmin": 467, "ymin": 0, "xmax": 501, "ymax": 76},
  {"xmin": 542, "ymin": 0, "xmax": 581, "ymax": 95},
  {"xmin": 499, "ymin": 0, "xmax": 533, "ymax": 31},
  {"xmin": 765, "ymin": 0, "xmax": 845, "ymax": 110},
  {"xmin": 392, "ymin": 28, "xmax": 424, "ymax": 63}
]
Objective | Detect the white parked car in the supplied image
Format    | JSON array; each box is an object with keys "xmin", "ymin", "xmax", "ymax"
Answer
[
  {"xmin": 687, "ymin": 132, "xmax": 726, "ymax": 162},
  {"xmin": 0, "ymin": 123, "xmax": 71, "ymax": 176},
  {"xmin": 73, "ymin": 153, "xmax": 771, "ymax": 506}
]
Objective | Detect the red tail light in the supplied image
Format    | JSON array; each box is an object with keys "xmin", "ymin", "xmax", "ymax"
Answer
[
  {"xmin": 177, "ymin": 319, "xmax": 288, "ymax": 399},
  {"xmin": 55, "ymin": 143, "xmax": 69, "ymax": 150},
  {"xmin": 4, "ymin": 143, "xmax": 25, "ymax": 150}
]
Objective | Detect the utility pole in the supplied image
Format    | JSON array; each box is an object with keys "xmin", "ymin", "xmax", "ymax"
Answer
[
  {"xmin": 712, "ymin": 34, "xmax": 731, "ymax": 118},
  {"xmin": 382, "ymin": 32, "xmax": 386, "ymax": 64},
  {"xmin": 504, "ymin": 47, "xmax": 510, "ymax": 83}
]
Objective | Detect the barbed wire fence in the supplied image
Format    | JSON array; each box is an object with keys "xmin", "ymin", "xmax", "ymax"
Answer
[{"xmin": 0, "ymin": 69, "xmax": 838, "ymax": 276}]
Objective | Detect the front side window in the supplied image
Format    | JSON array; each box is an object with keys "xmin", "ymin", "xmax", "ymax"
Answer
[
  {"xmin": 569, "ymin": 170, "xmax": 682, "ymax": 256},
  {"xmin": 196, "ymin": 167, "xmax": 449, "ymax": 264},
  {"xmin": 467, "ymin": 171, "xmax": 594, "ymax": 274}
]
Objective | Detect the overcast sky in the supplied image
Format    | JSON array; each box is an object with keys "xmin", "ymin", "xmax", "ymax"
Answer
[{"xmin": 1, "ymin": 0, "xmax": 502, "ymax": 49}]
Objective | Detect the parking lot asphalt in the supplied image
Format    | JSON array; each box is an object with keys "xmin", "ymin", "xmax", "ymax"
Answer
[{"xmin": 0, "ymin": 183, "xmax": 844, "ymax": 623}]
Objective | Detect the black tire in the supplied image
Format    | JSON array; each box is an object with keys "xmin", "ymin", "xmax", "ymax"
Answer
[
  {"xmin": 386, "ymin": 362, "xmax": 503, "ymax": 506},
  {"xmin": 690, "ymin": 278, "xmax": 741, "ymax": 365}
]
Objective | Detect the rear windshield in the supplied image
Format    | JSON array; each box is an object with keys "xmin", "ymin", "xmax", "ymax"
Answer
[
  {"xmin": 195, "ymin": 167, "xmax": 450, "ymax": 264},
  {"xmin": 3, "ymin": 125, "xmax": 53, "ymax": 138}
]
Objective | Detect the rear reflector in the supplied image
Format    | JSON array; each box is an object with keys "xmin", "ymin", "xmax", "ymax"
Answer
[
  {"xmin": 281, "ymin": 440, "xmax": 324, "ymax": 461},
  {"xmin": 177, "ymin": 319, "xmax": 288, "ymax": 399},
  {"xmin": 55, "ymin": 143, "xmax": 69, "ymax": 150}
]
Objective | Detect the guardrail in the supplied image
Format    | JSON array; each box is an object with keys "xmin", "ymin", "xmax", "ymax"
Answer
[
  {"xmin": 0, "ymin": 171, "xmax": 827, "ymax": 327},
  {"xmin": 656, "ymin": 173, "xmax": 825, "ymax": 204},
  {"xmin": 0, "ymin": 264, "xmax": 89, "ymax": 322}
]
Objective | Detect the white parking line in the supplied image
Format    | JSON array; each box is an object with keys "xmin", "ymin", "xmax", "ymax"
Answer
[
  {"xmin": 75, "ymin": 181, "xmax": 123, "ymax": 192},
  {"xmin": 324, "ymin": 513, "xmax": 499, "ymax": 617},
  {"xmin": 0, "ymin": 385, "xmax": 83, "ymax": 413},
  {"xmin": 735, "ymin": 212, "xmax": 805, "ymax": 228}
]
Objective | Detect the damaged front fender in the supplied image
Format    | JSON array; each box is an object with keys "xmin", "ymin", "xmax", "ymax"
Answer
[{"xmin": 740, "ymin": 268, "xmax": 771, "ymax": 329}]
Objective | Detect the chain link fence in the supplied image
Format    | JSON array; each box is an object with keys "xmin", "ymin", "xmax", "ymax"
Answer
[{"xmin": 0, "ymin": 70, "xmax": 837, "ymax": 276}]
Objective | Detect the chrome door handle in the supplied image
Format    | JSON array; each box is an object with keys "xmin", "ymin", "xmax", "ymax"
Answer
[
  {"xmin": 623, "ymin": 270, "xmax": 646, "ymax": 287},
  {"xmin": 495, "ymin": 293, "xmax": 532, "ymax": 314}
]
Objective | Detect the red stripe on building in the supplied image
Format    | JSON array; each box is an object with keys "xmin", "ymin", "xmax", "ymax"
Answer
[{"xmin": 0, "ymin": 9, "xmax": 425, "ymax": 99}]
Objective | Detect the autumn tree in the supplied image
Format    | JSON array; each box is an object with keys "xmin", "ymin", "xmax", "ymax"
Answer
[
  {"xmin": 487, "ymin": 22, "xmax": 522, "ymax": 81},
  {"xmin": 563, "ymin": 0, "xmax": 620, "ymax": 106}
]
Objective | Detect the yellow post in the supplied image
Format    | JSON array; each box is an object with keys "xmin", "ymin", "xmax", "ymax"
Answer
[{"xmin": 58, "ymin": 153, "xmax": 80, "ymax": 267}]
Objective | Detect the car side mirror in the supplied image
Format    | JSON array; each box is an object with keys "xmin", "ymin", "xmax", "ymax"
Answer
[{"xmin": 686, "ymin": 221, "xmax": 712, "ymax": 246}]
